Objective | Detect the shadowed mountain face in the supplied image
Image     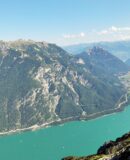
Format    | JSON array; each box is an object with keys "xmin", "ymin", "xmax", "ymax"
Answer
[
  {"xmin": 62, "ymin": 132, "xmax": 130, "ymax": 160},
  {"xmin": 0, "ymin": 40, "xmax": 128, "ymax": 132},
  {"xmin": 125, "ymin": 59, "xmax": 130, "ymax": 67}
]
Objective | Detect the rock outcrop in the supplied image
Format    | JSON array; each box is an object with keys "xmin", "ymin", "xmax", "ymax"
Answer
[{"xmin": 62, "ymin": 132, "xmax": 130, "ymax": 160}]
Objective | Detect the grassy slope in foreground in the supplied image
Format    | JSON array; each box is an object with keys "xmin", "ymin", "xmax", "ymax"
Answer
[{"xmin": 62, "ymin": 132, "xmax": 130, "ymax": 160}]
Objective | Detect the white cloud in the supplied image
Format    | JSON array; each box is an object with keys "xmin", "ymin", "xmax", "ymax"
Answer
[
  {"xmin": 80, "ymin": 32, "xmax": 85, "ymax": 37},
  {"xmin": 98, "ymin": 26, "xmax": 130, "ymax": 35},
  {"xmin": 63, "ymin": 32, "xmax": 85, "ymax": 39},
  {"xmin": 59, "ymin": 27, "xmax": 130, "ymax": 45}
]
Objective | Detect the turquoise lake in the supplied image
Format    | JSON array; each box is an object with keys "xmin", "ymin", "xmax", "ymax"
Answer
[{"xmin": 0, "ymin": 105, "xmax": 130, "ymax": 160}]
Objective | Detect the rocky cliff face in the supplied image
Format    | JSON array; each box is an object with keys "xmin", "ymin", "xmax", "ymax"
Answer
[
  {"xmin": 62, "ymin": 132, "xmax": 130, "ymax": 160},
  {"xmin": 0, "ymin": 40, "xmax": 128, "ymax": 132}
]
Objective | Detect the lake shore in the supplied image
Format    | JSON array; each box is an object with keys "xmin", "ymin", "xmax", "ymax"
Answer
[{"xmin": 0, "ymin": 94, "xmax": 129, "ymax": 137}]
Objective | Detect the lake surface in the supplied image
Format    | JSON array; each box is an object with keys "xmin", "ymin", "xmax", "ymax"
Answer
[{"xmin": 0, "ymin": 105, "xmax": 130, "ymax": 160}]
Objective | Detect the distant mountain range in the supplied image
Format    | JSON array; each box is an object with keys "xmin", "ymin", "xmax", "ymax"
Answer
[
  {"xmin": 0, "ymin": 40, "xmax": 129, "ymax": 132},
  {"xmin": 63, "ymin": 40, "xmax": 130, "ymax": 61}
]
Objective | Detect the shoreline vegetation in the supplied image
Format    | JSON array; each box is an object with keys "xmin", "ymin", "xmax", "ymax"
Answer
[{"xmin": 0, "ymin": 93, "xmax": 129, "ymax": 137}]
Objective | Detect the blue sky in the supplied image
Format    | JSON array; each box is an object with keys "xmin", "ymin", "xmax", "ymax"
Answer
[{"xmin": 0, "ymin": 0, "xmax": 130, "ymax": 45}]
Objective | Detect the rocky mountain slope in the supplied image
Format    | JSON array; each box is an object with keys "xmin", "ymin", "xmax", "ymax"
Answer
[
  {"xmin": 0, "ymin": 40, "xmax": 128, "ymax": 132},
  {"xmin": 62, "ymin": 132, "xmax": 130, "ymax": 160}
]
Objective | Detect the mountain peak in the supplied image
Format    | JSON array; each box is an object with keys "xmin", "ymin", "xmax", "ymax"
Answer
[
  {"xmin": 87, "ymin": 46, "xmax": 109, "ymax": 56},
  {"xmin": 77, "ymin": 46, "xmax": 129, "ymax": 74}
]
